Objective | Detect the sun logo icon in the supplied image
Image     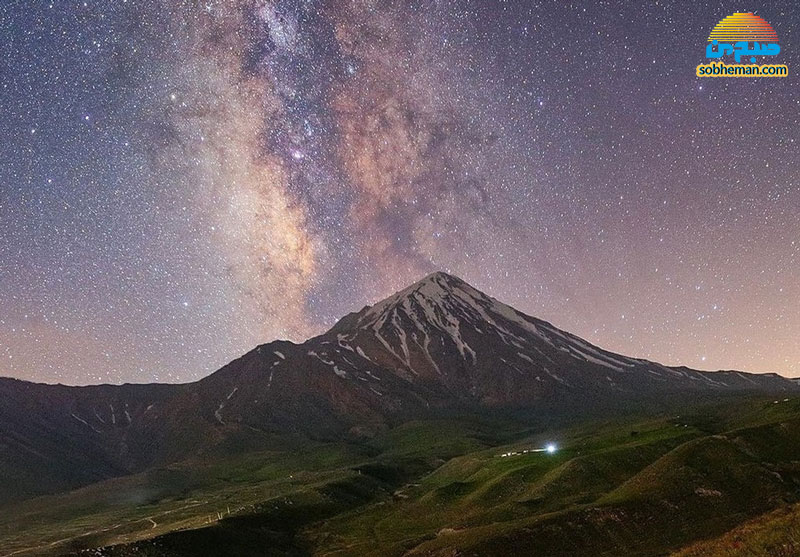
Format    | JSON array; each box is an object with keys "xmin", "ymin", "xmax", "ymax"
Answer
[
  {"xmin": 705, "ymin": 13, "xmax": 780, "ymax": 64},
  {"xmin": 708, "ymin": 12, "xmax": 778, "ymax": 43},
  {"xmin": 697, "ymin": 11, "xmax": 787, "ymax": 76}
]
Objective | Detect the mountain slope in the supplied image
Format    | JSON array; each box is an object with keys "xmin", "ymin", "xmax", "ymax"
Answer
[
  {"xmin": 0, "ymin": 272, "xmax": 795, "ymax": 504},
  {"xmin": 205, "ymin": 272, "xmax": 794, "ymax": 427},
  {"xmin": 28, "ymin": 397, "xmax": 800, "ymax": 557},
  {"xmin": 322, "ymin": 272, "xmax": 792, "ymax": 403}
]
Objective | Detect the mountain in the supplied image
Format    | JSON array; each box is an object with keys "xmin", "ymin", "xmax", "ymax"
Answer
[{"xmin": 0, "ymin": 272, "xmax": 795, "ymax": 504}]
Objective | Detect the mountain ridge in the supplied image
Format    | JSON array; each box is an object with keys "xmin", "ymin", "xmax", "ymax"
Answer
[{"xmin": 0, "ymin": 272, "xmax": 796, "ymax": 504}]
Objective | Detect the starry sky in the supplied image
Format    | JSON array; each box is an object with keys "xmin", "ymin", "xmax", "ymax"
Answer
[{"xmin": 1, "ymin": 1, "xmax": 798, "ymax": 385}]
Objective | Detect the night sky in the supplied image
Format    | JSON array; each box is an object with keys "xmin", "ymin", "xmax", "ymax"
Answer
[{"xmin": 1, "ymin": 1, "xmax": 798, "ymax": 385}]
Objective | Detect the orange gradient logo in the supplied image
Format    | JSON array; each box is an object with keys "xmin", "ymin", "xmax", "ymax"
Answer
[{"xmin": 698, "ymin": 12, "xmax": 787, "ymax": 77}]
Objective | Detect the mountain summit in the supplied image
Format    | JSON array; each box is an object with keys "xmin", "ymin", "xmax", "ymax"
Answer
[
  {"xmin": 314, "ymin": 270, "xmax": 793, "ymax": 408},
  {"xmin": 0, "ymin": 272, "xmax": 795, "ymax": 503}
]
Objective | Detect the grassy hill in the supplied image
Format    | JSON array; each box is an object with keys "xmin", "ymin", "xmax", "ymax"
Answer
[
  {"xmin": 2, "ymin": 395, "xmax": 800, "ymax": 556},
  {"xmin": 674, "ymin": 503, "xmax": 800, "ymax": 556}
]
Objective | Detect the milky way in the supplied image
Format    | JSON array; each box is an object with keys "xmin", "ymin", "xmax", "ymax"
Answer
[{"xmin": 1, "ymin": 1, "xmax": 799, "ymax": 384}]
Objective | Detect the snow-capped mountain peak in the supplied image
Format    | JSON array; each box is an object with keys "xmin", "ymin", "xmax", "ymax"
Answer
[
  {"xmin": 1, "ymin": 271, "xmax": 796, "ymax": 503},
  {"xmin": 318, "ymin": 272, "xmax": 795, "ymax": 404}
]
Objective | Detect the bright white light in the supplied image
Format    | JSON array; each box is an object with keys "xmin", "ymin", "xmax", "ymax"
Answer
[{"xmin": 545, "ymin": 443, "xmax": 557, "ymax": 454}]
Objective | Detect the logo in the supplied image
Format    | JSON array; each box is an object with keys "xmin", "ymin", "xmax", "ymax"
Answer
[{"xmin": 696, "ymin": 12, "xmax": 788, "ymax": 77}]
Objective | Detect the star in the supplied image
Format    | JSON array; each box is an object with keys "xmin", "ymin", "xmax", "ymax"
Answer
[{"xmin": 0, "ymin": 1, "xmax": 797, "ymax": 384}]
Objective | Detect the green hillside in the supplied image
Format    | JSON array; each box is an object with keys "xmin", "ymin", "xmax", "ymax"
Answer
[{"xmin": 3, "ymin": 395, "xmax": 800, "ymax": 556}]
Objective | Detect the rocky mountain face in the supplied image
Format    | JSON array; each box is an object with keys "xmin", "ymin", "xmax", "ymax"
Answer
[{"xmin": 0, "ymin": 272, "xmax": 795, "ymax": 503}]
